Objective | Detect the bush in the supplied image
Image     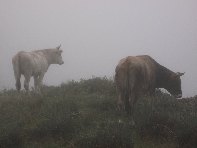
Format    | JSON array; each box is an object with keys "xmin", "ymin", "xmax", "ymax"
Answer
[
  {"xmin": 0, "ymin": 77, "xmax": 197, "ymax": 147},
  {"xmin": 72, "ymin": 119, "xmax": 134, "ymax": 148}
]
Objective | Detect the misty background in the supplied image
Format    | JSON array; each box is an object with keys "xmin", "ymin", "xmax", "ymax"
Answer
[{"xmin": 0, "ymin": 0, "xmax": 196, "ymax": 97}]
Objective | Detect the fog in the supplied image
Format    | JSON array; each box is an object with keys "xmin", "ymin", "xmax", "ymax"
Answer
[{"xmin": 0, "ymin": 0, "xmax": 196, "ymax": 97}]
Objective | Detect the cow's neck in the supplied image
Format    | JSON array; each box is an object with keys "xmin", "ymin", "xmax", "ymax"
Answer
[
  {"xmin": 41, "ymin": 49, "xmax": 54, "ymax": 65},
  {"xmin": 155, "ymin": 64, "xmax": 175, "ymax": 89}
]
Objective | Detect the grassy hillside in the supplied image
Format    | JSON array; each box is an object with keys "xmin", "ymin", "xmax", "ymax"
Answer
[{"xmin": 0, "ymin": 77, "xmax": 197, "ymax": 148}]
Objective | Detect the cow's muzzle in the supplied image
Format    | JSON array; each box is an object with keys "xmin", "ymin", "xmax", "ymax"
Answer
[
  {"xmin": 59, "ymin": 61, "xmax": 64, "ymax": 65},
  {"xmin": 176, "ymin": 94, "xmax": 182, "ymax": 98}
]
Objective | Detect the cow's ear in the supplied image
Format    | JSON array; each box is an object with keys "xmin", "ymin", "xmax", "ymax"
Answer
[
  {"xmin": 176, "ymin": 72, "xmax": 185, "ymax": 77},
  {"xmin": 56, "ymin": 44, "xmax": 61, "ymax": 49}
]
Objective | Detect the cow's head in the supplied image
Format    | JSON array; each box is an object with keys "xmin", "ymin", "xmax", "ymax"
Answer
[
  {"xmin": 167, "ymin": 72, "xmax": 185, "ymax": 98},
  {"xmin": 51, "ymin": 45, "xmax": 64, "ymax": 65}
]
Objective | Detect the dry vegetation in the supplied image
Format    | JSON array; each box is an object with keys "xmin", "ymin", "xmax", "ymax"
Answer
[{"xmin": 0, "ymin": 77, "xmax": 197, "ymax": 148}]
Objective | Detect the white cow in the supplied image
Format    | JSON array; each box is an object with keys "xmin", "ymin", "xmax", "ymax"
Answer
[{"xmin": 12, "ymin": 45, "xmax": 64, "ymax": 92}]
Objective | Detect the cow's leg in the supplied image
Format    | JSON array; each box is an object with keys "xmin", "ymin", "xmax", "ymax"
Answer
[
  {"xmin": 13, "ymin": 69, "xmax": 21, "ymax": 91},
  {"xmin": 117, "ymin": 92, "xmax": 125, "ymax": 111},
  {"xmin": 24, "ymin": 74, "xmax": 31, "ymax": 91},
  {"xmin": 124, "ymin": 91, "xmax": 131, "ymax": 114},
  {"xmin": 129, "ymin": 92, "xmax": 138, "ymax": 114},
  {"xmin": 15, "ymin": 74, "xmax": 21, "ymax": 91},
  {"xmin": 129, "ymin": 94, "xmax": 138, "ymax": 126},
  {"xmin": 33, "ymin": 75, "xmax": 39, "ymax": 91},
  {"xmin": 116, "ymin": 84, "xmax": 124, "ymax": 111},
  {"xmin": 37, "ymin": 73, "xmax": 45, "ymax": 92}
]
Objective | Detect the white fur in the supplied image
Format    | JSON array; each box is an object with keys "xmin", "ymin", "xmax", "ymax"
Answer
[{"xmin": 12, "ymin": 46, "xmax": 64, "ymax": 92}]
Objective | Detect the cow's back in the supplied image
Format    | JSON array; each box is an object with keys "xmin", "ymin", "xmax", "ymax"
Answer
[{"xmin": 128, "ymin": 55, "xmax": 157, "ymax": 93}]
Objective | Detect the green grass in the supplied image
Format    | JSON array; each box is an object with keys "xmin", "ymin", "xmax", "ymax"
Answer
[{"xmin": 0, "ymin": 77, "xmax": 197, "ymax": 148}]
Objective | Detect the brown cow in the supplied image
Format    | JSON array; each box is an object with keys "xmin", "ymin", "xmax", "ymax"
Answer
[{"xmin": 115, "ymin": 55, "xmax": 184, "ymax": 116}]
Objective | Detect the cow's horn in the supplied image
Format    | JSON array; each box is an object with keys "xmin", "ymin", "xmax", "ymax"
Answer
[
  {"xmin": 177, "ymin": 72, "xmax": 185, "ymax": 76},
  {"xmin": 57, "ymin": 44, "xmax": 61, "ymax": 49}
]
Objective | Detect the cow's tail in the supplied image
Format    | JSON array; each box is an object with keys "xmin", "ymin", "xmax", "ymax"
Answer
[
  {"xmin": 124, "ymin": 60, "xmax": 131, "ymax": 114},
  {"xmin": 12, "ymin": 53, "xmax": 21, "ymax": 91}
]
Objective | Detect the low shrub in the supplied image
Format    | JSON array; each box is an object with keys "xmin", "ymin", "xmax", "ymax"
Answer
[{"xmin": 0, "ymin": 77, "xmax": 197, "ymax": 147}]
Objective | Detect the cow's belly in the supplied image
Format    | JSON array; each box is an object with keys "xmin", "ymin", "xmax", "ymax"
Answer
[
  {"xmin": 31, "ymin": 56, "xmax": 48, "ymax": 76},
  {"xmin": 32, "ymin": 65, "xmax": 47, "ymax": 76}
]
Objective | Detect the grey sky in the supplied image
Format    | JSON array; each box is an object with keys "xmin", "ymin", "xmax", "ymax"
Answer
[{"xmin": 0, "ymin": 0, "xmax": 197, "ymax": 97}]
